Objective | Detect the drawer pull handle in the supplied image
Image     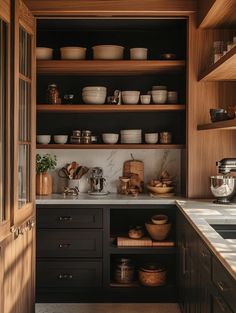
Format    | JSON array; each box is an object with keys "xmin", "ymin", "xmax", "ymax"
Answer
[
  {"xmin": 201, "ymin": 251, "xmax": 208, "ymax": 258},
  {"xmin": 217, "ymin": 281, "xmax": 229, "ymax": 292},
  {"xmin": 58, "ymin": 216, "xmax": 72, "ymax": 221},
  {"xmin": 58, "ymin": 274, "xmax": 73, "ymax": 280},
  {"xmin": 58, "ymin": 243, "xmax": 71, "ymax": 248},
  {"xmin": 215, "ymin": 296, "xmax": 228, "ymax": 312}
]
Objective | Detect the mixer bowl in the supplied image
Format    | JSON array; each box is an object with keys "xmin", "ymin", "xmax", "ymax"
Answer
[{"xmin": 210, "ymin": 176, "xmax": 236, "ymax": 204}]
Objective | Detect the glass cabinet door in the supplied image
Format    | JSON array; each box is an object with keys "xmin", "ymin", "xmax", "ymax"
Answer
[
  {"xmin": 13, "ymin": 0, "xmax": 35, "ymax": 225},
  {"xmin": 0, "ymin": 1, "xmax": 10, "ymax": 239}
]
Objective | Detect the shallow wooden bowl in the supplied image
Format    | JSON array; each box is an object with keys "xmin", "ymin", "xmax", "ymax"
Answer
[{"xmin": 147, "ymin": 185, "xmax": 174, "ymax": 194}]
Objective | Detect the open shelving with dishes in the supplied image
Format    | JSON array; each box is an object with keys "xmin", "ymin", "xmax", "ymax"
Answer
[
  {"xmin": 36, "ymin": 144, "xmax": 185, "ymax": 149},
  {"xmin": 109, "ymin": 207, "xmax": 176, "ymax": 292}
]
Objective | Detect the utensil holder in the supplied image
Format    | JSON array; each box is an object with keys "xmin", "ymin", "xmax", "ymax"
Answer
[{"xmin": 68, "ymin": 179, "xmax": 80, "ymax": 189}]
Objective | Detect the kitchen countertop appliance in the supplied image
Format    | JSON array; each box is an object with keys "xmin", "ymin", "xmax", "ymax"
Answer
[
  {"xmin": 88, "ymin": 167, "xmax": 108, "ymax": 196},
  {"xmin": 210, "ymin": 158, "xmax": 236, "ymax": 204}
]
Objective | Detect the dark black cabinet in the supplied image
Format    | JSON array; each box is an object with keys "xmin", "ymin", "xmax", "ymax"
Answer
[{"xmin": 177, "ymin": 210, "xmax": 236, "ymax": 313}]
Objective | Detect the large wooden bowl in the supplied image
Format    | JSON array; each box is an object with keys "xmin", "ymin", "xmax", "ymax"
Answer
[
  {"xmin": 147, "ymin": 185, "xmax": 174, "ymax": 194},
  {"xmin": 145, "ymin": 222, "xmax": 171, "ymax": 241}
]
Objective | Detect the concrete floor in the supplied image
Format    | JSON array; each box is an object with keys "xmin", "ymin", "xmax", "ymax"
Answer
[{"xmin": 36, "ymin": 303, "xmax": 181, "ymax": 313}]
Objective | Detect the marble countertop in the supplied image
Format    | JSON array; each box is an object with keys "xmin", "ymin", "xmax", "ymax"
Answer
[
  {"xmin": 36, "ymin": 194, "xmax": 236, "ymax": 280},
  {"xmin": 176, "ymin": 200, "xmax": 236, "ymax": 280},
  {"xmin": 36, "ymin": 193, "xmax": 184, "ymax": 205}
]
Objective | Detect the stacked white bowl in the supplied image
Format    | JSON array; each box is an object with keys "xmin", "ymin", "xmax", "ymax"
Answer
[
  {"xmin": 82, "ymin": 86, "xmax": 107, "ymax": 104},
  {"xmin": 151, "ymin": 86, "xmax": 167, "ymax": 104},
  {"xmin": 120, "ymin": 129, "xmax": 142, "ymax": 144},
  {"xmin": 121, "ymin": 91, "xmax": 140, "ymax": 104}
]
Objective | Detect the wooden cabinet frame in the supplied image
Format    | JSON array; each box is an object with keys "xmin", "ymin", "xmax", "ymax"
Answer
[
  {"xmin": 0, "ymin": 0, "xmax": 11, "ymax": 240},
  {"xmin": 12, "ymin": 0, "xmax": 36, "ymax": 226}
]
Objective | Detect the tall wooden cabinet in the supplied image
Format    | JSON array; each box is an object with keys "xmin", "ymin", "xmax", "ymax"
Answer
[{"xmin": 0, "ymin": 1, "xmax": 36, "ymax": 313}]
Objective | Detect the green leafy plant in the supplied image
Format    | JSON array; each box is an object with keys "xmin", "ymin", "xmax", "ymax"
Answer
[{"xmin": 36, "ymin": 154, "xmax": 57, "ymax": 174}]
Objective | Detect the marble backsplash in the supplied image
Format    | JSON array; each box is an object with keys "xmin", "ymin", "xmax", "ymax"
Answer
[{"xmin": 37, "ymin": 149, "xmax": 182, "ymax": 194}]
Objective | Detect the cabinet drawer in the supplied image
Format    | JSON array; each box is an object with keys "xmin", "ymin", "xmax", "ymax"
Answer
[
  {"xmin": 199, "ymin": 241, "xmax": 211, "ymax": 275},
  {"xmin": 37, "ymin": 229, "xmax": 102, "ymax": 257},
  {"xmin": 37, "ymin": 208, "xmax": 102, "ymax": 229},
  {"xmin": 212, "ymin": 257, "xmax": 236, "ymax": 311},
  {"xmin": 212, "ymin": 295, "xmax": 233, "ymax": 313},
  {"xmin": 37, "ymin": 260, "xmax": 102, "ymax": 288}
]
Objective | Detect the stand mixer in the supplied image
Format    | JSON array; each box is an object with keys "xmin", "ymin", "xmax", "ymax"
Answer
[
  {"xmin": 210, "ymin": 158, "xmax": 236, "ymax": 204},
  {"xmin": 88, "ymin": 167, "xmax": 109, "ymax": 196}
]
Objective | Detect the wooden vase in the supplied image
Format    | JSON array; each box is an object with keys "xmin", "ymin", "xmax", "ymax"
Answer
[{"xmin": 36, "ymin": 172, "xmax": 52, "ymax": 195}]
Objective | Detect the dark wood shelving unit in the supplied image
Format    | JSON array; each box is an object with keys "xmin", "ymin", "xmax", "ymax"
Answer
[
  {"xmin": 37, "ymin": 104, "xmax": 186, "ymax": 113},
  {"xmin": 36, "ymin": 144, "xmax": 185, "ymax": 149},
  {"xmin": 197, "ymin": 118, "xmax": 236, "ymax": 130},
  {"xmin": 199, "ymin": 45, "xmax": 236, "ymax": 81},
  {"xmin": 37, "ymin": 60, "xmax": 186, "ymax": 76}
]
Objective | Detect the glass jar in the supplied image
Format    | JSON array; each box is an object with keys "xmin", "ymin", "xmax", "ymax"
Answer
[
  {"xmin": 47, "ymin": 83, "xmax": 60, "ymax": 104},
  {"xmin": 160, "ymin": 132, "xmax": 172, "ymax": 144},
  {"xmin": 114, "ymin": 258, "xmax": 134, "ymax": 284}
]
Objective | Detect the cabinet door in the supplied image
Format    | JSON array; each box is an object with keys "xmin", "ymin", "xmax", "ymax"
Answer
[
  {"xmin": 12, "ymin": 0, "xmax": 36, "ymax": 226},
  {"xmin": 0, "ymin": 0, "xmax": 10, "ymax": 241}
]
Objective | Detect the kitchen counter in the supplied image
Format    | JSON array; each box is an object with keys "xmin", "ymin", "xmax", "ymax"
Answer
[
  {"xmin": 36, "ymin": 194, "xmax": 236, "ymax": 280},
  {"xmin": 176, "ymin": 200, "xmax": 236, "ymax": 280},
  {"xmin": 36, "ymin": 193, "xmax": 184, "ymax": 205}
]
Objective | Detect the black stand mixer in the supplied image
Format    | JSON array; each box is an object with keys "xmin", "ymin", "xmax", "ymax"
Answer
[{"xmin": 210, "ymin": 158, "xmax": 236, "ymax": 204}]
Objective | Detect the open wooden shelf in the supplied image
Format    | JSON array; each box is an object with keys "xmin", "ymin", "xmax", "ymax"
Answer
[
  {"xmin": 197, "ymin": 118, "xmax": 236, "ymax": 130},
  {"xmin": 199, "ymin": 0, "xmax": 236, "ymax": 28},
  {"xmin": 36, "ymin": 144, "xmax": 185, "ymax": 149},
  {"xmin": 37, "ymin": 60, "xmax": 186, "ymax": 76},
  {"xmin": 199, "ymin": 45, "xmax": 236, "ymax": 81},
  {"xmin": 37, "ymin": 104, "xmax": 186, "ymax": 113},
  {"xmin": 109, "ymin": 246, "xmax": 176, "ymax": 255}
]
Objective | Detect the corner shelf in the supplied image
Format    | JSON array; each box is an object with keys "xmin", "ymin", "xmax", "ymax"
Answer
[
  {"xmin": 199, "ymin": 0, "xmax": 236, "ymax": 28},
  {"xmin": 36, "ymin": 144, "xmax": 185, "ymax": 149},
  {"xmin": 37, "ymin": 60, "xmax": 186, "ymax": 76},
  {"xmin": 199, "ymin": 45, "xmax": 236, "ymax": 81},
  {"xmin": 37, "ymin": 104, "xmax": 186, "ymax": 113},
  {"xmin": 197, "ymin": 118, "xmax": 236, "ymax": 130}
]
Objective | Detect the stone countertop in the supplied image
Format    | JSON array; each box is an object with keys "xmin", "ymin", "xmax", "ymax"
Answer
[
  {"xmin": 36, "ymin": 194, "xmax": 236, "ymax": 280},
  {"xmin": 36, "ymin": 193, "xmax": 184, "ymax": 205},
  {"xmin": 176, "ymin": 200, "xmax": 236, "ymax": 280}
]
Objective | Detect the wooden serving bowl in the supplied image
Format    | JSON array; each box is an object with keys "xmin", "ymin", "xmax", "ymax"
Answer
[
  {"xmin": 145, "ymin": 222, "xmax": 171, "ymax": 241},
  {"xmin": 147, "ymin": 185, "xmax": 174, "ymax": 194}
]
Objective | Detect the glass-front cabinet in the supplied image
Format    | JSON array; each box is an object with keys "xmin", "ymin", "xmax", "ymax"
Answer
[
  {"xmin": 13, "ymin": 0, "xmax": 35, "ymax": 225},
  {"xmin": 0, "ymin": 1, "xmax": 10, "ymax": 239}
]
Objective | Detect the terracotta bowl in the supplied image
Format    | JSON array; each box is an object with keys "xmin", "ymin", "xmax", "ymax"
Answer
[{"xmin": 145, "ymin": 222, "xmax": 171, "ymax": 241}]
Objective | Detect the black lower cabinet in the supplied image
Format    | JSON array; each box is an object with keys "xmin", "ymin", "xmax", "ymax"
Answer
[
  {"xmin": 177, "ymin": 210, "xmax": 236, "ymax": 313},
  {"xmin": 36, "ymin": 204, "xmax": 177, "ymax": 302}
]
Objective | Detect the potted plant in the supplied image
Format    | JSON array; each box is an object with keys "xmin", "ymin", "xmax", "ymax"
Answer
[{"xmin": 36, "ymin": 153, "xmax": 57, "ymax": 195}]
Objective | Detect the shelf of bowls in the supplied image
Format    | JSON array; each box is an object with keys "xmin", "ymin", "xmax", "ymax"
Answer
[{"xmin": 36, "ymin": 45, "xmax": 178, "ymax": 106}]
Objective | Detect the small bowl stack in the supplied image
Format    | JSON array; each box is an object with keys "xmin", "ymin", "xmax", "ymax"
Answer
[
  {"xmin": 120, "ymin": 129, "xmax": 142, "ymax": 144},
  {"xmin": 82, "ymin": 86, "xmax": 107, "ymax": 105}
]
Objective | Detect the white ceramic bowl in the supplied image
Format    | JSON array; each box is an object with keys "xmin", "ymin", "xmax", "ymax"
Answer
[
  {"xmin": 145, "ymin": 133, "xmax": 158, "ymax": 144},
  {"xmin": 92, "ymin": 45, "xmax": 125, "ymax": 60},
  {"xmin": 82, "ymin": 90, "xmax": 107, "ymax": 96},
  {"xmin": 60, "ymin": 47, "xmax": 87, "ymax": 60},
  {"xmin": 36, "ymin": 47, "xmax": 53, "ymax": 60},
  {"xmin": 120, "ymin": 129, "xmax": 142, "ymax": 134},
  {"xmin": 130, "ymin": 48, "xmax": 148, "ymax": 60},
  {"xmin": 102, "ymin": 133, "xmax": 119, "ymax": 144},
  {"xmin": 82, "ymin": 94, "xmax": 106, "ymax": 104},
  {"xmin": 54, "ymin": 135, "xmax": 68, "ymax": 144},
  {"xmin": 36, "ymin": 135, "xmax": 51, "ymax": 144},
  {"xmin": 152, "ymin": 90, "xmax": 167, "ymax": 104},
  {"xmin": 140, "ymin": 95, "xmax": 151, "ymax": 104},
  {"xmin": 121, "ymin": 91, "xmax": 140, "ymax": 104},
  {"xmin": 83, "ymin": 86, "xmax": 107, "ymax": 92}
]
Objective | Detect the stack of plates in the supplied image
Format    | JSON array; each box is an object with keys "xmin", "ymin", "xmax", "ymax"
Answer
[{"xmin": 120, "ymin": 129, "xmax": 142, "ymax": 144}]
